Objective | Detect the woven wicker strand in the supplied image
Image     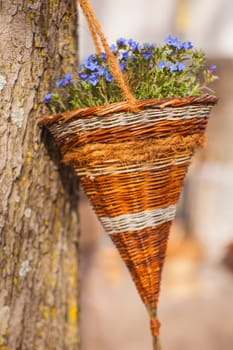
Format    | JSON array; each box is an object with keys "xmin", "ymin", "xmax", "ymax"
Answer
[{"xmin": 40, "ymin": 94, "xmax": 216, "ymax": 126}]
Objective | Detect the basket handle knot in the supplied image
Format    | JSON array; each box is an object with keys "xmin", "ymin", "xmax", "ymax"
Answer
[{"xmin": 150, "ymin": 317, "xmax": 161, "ymax": 337}]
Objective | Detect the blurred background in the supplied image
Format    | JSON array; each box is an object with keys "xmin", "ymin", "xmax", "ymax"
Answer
[{"xmin": 78, "ymin": 1, "xmax": 233, "ymax": 349}]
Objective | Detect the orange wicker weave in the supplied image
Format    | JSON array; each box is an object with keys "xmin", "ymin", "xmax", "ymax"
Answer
[{"xmin": 40, "ymin": 94, "xmax": 217, "ymax": 346}]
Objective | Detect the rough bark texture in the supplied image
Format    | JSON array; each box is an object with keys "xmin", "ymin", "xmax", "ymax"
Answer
[{"xmin": 0, "ymin": 1, "xmax": 80, "ymax": 349}]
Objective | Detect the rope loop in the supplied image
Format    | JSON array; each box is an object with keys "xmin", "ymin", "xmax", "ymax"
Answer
[{"xmin": 78, "ymin": 0, "xmax": 138, "ymax": 111}]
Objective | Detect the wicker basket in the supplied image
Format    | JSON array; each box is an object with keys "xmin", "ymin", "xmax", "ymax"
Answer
[{"xmin": 40, "ymin": 94, "xmax": 217, "ymax": 344}]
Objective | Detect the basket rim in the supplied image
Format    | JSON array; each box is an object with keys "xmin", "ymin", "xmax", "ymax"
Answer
[{"xmin": 39, "ymin": 94, "xmax": 218, "ymax": 126}]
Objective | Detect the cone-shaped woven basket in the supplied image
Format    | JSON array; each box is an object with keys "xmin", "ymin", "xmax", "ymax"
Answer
[{"xmin": 40, "ymin": 94, "xmax": 217, "ymax": 348}]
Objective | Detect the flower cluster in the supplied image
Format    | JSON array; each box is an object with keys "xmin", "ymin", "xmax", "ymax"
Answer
[
  {"xmin": 44, "ymin": 36, "xmax": 218, "ymax": 113},
  {"xmin": 78, "ymin": 54, "xmax": 113, "ymax": 86}
]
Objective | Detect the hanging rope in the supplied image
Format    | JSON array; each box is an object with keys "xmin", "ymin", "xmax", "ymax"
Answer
[
  {"xmin": 79, "ymin": 2, "xmax": 102, "ymax": 56},
  {"xmin": 78, "ymin": 0, "xmax": 138, "ymax": 111}
]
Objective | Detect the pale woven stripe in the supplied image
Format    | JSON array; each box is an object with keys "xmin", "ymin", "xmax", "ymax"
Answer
[
  {"xmin": 76, "ymin": 154, "xmax": 190, "ymax": 177},
  {"xmin": 99, "ymin": 204, "xmax": 177, "ymax": 235},
  {"xmin": 51, "ymin": 105, "xmax": 211, "ymax": 138}
]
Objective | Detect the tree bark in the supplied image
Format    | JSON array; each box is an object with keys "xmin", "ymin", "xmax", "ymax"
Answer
[{"xmin": 0, "ymin": 1, "xmax": 80, "ymax": 349}]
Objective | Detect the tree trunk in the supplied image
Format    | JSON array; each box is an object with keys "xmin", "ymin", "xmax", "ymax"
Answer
[{"xmin": 0, "ymin": 1, "xmax": 80, "ymax": 349}]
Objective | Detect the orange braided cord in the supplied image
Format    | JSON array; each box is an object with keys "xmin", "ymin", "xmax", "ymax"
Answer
[
  {"xmin": 78, "ymin": 1, "xmax": 101, "ymax": 55},
  {"xmin": 150, "ymin": 318, "xmax": 161, "ymax": 337},
  {"xmin": 78, "ymin": 0, "xmax": 137, "ymax": 110}
]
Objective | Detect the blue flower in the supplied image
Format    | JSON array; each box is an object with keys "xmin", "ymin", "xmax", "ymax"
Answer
[
  {"xmin": 83, "ymin": 58, "xmax": 99, "ymax": 71},
  {"xmin": 120, "ymin": 61, "xmax": 126, "ymax": 72},
  {"xmin": 122, "ymin": 51, "xmax": 130, "ymax": 59},
  {"xmin": 79, "ymin": 71, "xmax": 88, "ymax": 80},
  {"xmin": 164, "ymin": 35, "xmax": 180, "ymax": 48},
  {"xmin": 143, "ymin": 50, "xmax": 153, "ymax": 60},
  {"xmin": 96, "ymin": 66, "xmax": 107, "ymax": 76},
  {"xmin": 169, "ymin": 63, "xmax": 178, "ymax": 72},
  {"xmin": 210, "ymin": 64, "xmax": 217, "ymax": 72},
  {"xmin": 128, "ymin": 39, "xmax": 139, "ymax": 51},
  {"xmin": 87, "ymin": 73, "xmax": 98, "ymax": 86},
  {"xmin": 180, "ymin": 41, "xmax": 193, "ymax": 50},
  {"xmin": 117, "ymin": 37, "xmax": 127, "ymax": 46},
  {"xmin": 65, "ymin": 73, "xmax": 72, "ymax": 80},
  {"xmin": 44, "ymin": 93, "xmax": 52, "ymax": 104},
  {"xmin": 177, "ymin": 62, "xmax": 186, "ymax": 71},
  {"xmin": 105, "ymin": 72, "xmax": 113, "ymax": 83},
  {"xmin": 56, "ymin": 79, "xmax": 65, "ymax": 87},
  {"xmin": 110, "ymin": 44, "xmax": 118, "ymax": 53},
  {"xmin": 157, "ymin": 60, "xmax": 167, "ymax": 70},
  {"xmin": 86, "ymin": 54, "xmax": 96, "ymax": 62},
  {"xmin": 100, "ymin": 52, "xmax": 107, "ymax": 60},
  {"xmin": 64, "ymin": 74, "xmax": 73, "ymax": 85}
]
